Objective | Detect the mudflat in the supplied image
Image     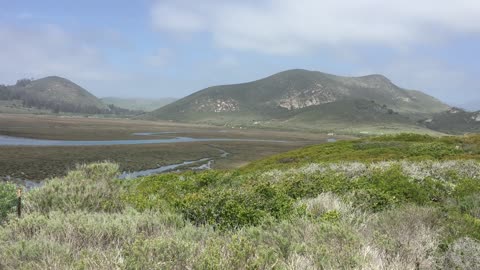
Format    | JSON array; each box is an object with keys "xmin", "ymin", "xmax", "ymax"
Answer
[{"xmin": 0, "ymin": 114, "xmax": 345, "ymax": 180}]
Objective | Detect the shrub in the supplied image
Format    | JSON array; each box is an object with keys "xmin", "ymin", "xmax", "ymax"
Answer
[
  {"xmin": 301, "ymin": 192, "xmax": 352, "ymax": 220},
  {"xmin": 443, "ymin": 237, "xmax": 480, "ymax": 270},
  {"xmin": 0, "ymin": 182, "xmax": 17, "ymax": 223},
  {"xmin": 454, "ymin": 178, "xmax": 480, "ymax": 198},
  {"xmin": 368, "ymin": 166, "xmax": 430, "ymax": 204},
  {"xmin": 458, "ymin": 193, "xmax": 480, "ymax": 218},
  {"xmin": 362, "ymin": 205, "xmax": 442, "ymax": 269},
  {"xmin": 24, "ymin": 162, "xmax": 124, "ymax": 214},
  {"xmin": 178, "ymin": 182, "xmax": 294, "ymax": 230},
  {"xmin": 124, "ymin": 237, "xmax": 195, "ymax": 270},
  {"xmin": 443, "ymin": 211, "xmax": 480, "ymax": 242},
  {"xmin": 351, "ymin": 188, "xmax": 398, "ymax": 212}
]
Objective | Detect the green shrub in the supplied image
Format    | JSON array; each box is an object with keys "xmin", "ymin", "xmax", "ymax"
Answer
[
  {"xmin": 177, "ymin": 183, "xmax": 294, "ymax": 230},
  {"xmin": 370, "ymin": 133, "xmax": 437, "ymax": 142},
  {"xmin": 454, "ymin": 178, "xmax": 480, "ymax": 198},
  {"xmin": 0, "ymin": 182, "xmax": 17, "ymax": 223},
  {"xmin": 458, "ymin": 193, "xmax": 480, "ymax": 218},
  {"xmin": 351, "ymin": 188, "xmax": 398, "ymax": 212},
  {"xmin": 353, "ymin": 166, "xmax": 431, "ymax": 210},
  {"xmin": 443, "ymin": 211, "xmax": 480, "ymax": 242}
]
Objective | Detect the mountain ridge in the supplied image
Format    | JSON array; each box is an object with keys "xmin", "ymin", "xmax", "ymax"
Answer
[{"xmin": 142, "ymin": 69, "xmax": 450, "ymax": 132}]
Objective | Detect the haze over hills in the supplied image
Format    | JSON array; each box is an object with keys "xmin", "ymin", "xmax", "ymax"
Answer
[
  {"xmin": 101, "ymin": 97, "xmax": 177, "ymax": 112},
  {"xmin": 143, "ymin": 69, "xmax": 451, "ymax": 132},
  {"xmin": 423, "ymin": 107, "xmax": 480, "ymax": 134},
  {"xmin": 458, "ymin": 100, "xmax": 480, "ymax": 112}
]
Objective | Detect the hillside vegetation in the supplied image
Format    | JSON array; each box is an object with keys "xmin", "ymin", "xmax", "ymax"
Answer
[
  {"xmin": 423, "ymin": 108, "xmax": 480, "ymax": 134},
  {"xmin": 143, "ymin": 69, "xmax": 451, "ymax": 133},
  {"xmin": 0, "ymin": 77, "xmax": 140, "ymax": 115},
  {"xmin": 1, "ymin": 134, "xmax": 480, "ymax": 269}
]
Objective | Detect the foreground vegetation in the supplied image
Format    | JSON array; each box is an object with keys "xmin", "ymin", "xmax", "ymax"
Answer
[{"xmin": 1, "ymin": 134, "xmax": 479, "ymax": 269}]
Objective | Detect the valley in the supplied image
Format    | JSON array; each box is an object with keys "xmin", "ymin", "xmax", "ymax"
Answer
[
  {"xmin": 0, "ymin": 70, "xmax": 478, "ymax": 270},
  {"xmin": 0, "ymin": 113, "xmax": 341, "ymax": 181}
]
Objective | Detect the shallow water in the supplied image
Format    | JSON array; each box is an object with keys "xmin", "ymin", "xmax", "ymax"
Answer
[
  {"xmin": 132, "ymin": 132, "xmax": 179, "ymax": 136},
  {"xmin": 0, "ymin": 135, "xmax": 287, "ymax": 146},
  {"xmin": 1, "ymin": 134, "xmax": 338, "ymax": 185},
  {"xmin": 119, "ymin": 147, "xmax": 230, "ymax": 179},
  {"xmin": 119, "ymin": 157, "xmax": 212, "ymax": 179}
]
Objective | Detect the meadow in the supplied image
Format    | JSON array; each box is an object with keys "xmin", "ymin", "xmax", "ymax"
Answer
[{"xmin": 0, "ymin": 133, "xmax": 479, "ymax": 269}]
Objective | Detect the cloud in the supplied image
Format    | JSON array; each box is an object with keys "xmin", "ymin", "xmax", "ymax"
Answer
[
  {"xmin": 145, "ymin": 48, "xmax": 173, "ymax": 67},
  {"xmin": 151, "ymin": 4, "xmax": 206, "ymax": 33},
  {"xmin": 151, "ymin": 0, "xmax": 480, "ymax": 54},
  {"xmin": 0, "ymin": 23, "xmax": 120, "ymax": 84},
  {"xmin": 216, "ymin": 55, "xmax": 239, "ymax": 68},
  {"xmin": 351, "ymin": 56, "xmax": 477, "ymax": 104}
]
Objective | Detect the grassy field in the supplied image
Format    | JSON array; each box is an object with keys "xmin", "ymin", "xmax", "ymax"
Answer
[
  {"xmin": 0, "ymin": 114, "xmax": 338, "ymax": 180},
  {"xmin": 0, "ymin": 134, "xmax": 479, "ymax": 269},
  {"xmin": 0, "ymin": 113, "xmax": 344, "ymax": 140}
]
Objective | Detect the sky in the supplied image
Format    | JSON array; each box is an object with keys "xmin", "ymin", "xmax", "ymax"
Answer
[{"xmin": 0, "ymin": 0, "xmax": 479, "ymax": 106}]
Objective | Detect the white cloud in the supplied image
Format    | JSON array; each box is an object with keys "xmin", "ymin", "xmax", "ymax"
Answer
[
  {"xmin": 216, "ymin": 55, "xmax": 239, "ymax": 68},
  {"xmin": 356, "ymin": 58, "xmax": 477, "ymax": 104},
  {"xmin": 145, "ymin": 48, "xmax": 173, "ymax": 67},
  {"xmin": 0, "ymin": 23, "xmax": 119, "ymax": 84},
  {"xmin": 151, "ymin": 4, "xmax": 206, "ymax": 33},
  {"xmin": 151, "ymin": 0, "xmax": 480, "ymax": 54}
]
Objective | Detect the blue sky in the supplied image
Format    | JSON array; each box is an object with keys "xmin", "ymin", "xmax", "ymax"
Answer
[{"xmin": 0, "ymin": 0, "xmax": 479, "ymax": 107}]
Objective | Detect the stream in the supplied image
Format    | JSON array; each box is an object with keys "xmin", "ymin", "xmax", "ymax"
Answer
[
  {"xmin": 0, "ymin": 133, "xmax": 337, "ymax": 189},
  {"xmin": 1, "ymin": 147, "xmax": 231, "ymax": 190}
]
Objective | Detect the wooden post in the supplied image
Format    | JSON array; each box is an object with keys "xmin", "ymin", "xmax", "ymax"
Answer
[{"xmin": 17, "ymin": 188, "xmax": 22, "ymax": 218}]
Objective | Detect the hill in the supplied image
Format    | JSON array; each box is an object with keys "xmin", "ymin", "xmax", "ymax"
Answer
[
  {"xmin": 0, "ymin": 77, "xmax": 143, "ymax": 115},
  {"xmin": 101, "ymin": 97, "xmax": 177, "ymax": 112},
  {"xmin": 143, "ymin": 69, "xmax": 449, "ymax": 132},
  {"xmin": 422, "ymin": 107, "xmax": 480, "ymax": 134},
  {"xmin": 0, "ymin": 77, "xmax": 109, "ymax": 114}
]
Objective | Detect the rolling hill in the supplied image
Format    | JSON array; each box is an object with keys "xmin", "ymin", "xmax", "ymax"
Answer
[
  {"xmin": 142, "ymin": 69, "xmax": 450, "ymax": 132},
  {"xmin": 101, "ymin": 97, "xmax": 177, "ymax": 112},
  {"xmin": 0, "ymin": 77, "xmax": 109, "ymax": 114}
]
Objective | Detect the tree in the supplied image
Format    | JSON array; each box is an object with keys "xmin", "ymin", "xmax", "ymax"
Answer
[{"xmin": 15, "ymin": 78, "xmax": 32, "ymax": 87}]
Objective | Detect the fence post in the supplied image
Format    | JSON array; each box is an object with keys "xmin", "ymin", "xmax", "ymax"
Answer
[{"xmin": 17, "ymin": 188, "xmax": 22, "ymax": 218}]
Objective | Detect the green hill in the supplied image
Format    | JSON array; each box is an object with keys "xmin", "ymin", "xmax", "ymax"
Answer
[
  {"xmin": 0, "ymin": 77, "xmax": 109, "ymax": 114},
  {"xmin": 101, "ymin": 97, "xmax": 177, "ymax": 112},
  {"xmin": 143, "ymin": 69, "xmax": 449, "ymax": 132}
]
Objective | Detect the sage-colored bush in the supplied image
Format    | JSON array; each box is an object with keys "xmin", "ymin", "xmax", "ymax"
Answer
[{"xmin": 24, "ymin": 162, "xmax": 124, "ymax": 214}]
